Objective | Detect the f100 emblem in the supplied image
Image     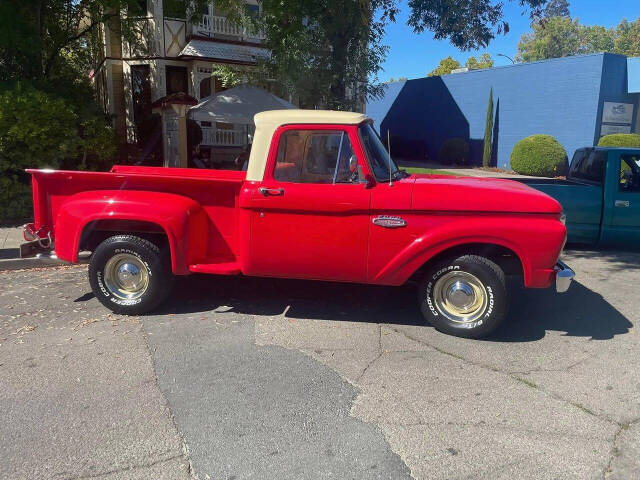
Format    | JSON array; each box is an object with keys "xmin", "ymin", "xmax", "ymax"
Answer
[{"xmin": 372, "ymin": 216, "xmax": 407, "ymax": 228}]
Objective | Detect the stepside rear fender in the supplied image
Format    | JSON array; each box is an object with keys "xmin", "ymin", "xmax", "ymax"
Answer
[{"xmin": 55, "ymin": 190, "xmax": 207, "ymax": 274}]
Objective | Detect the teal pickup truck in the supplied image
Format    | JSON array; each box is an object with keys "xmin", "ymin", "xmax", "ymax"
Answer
[{"xmin": 519, "ymin": 147, "xmax": 640, "ymax": 247}]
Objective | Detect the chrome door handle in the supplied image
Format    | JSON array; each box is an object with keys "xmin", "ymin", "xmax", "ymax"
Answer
[
  {"xmin": 615, "ymin": 200, "xmax": 630, "ymax": 207},
  {"xmin": 258, "ymin": 187, "xmax": 284, "ymax": 196}
]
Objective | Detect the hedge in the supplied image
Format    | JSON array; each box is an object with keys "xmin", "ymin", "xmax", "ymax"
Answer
[
  {"xmin": 597, "ymin": 133, "xmax": 640, "ymax": 148},
  {"xmin": 439, "ymin": 138, "xmax": 470, "ymax": 165},
  {"xmin": 510, "ymin": 134, "xmax": 567, "ymax": 177}
]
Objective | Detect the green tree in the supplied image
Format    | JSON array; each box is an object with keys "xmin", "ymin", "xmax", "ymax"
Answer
[
  {"xmin": 466, "ymin": 53, "xmax": 494, "ymax": 70},
  {"xmin": 428, "ymin": 53, "xmax": 493, "ymax": 77},
  {"xmin": 517, "ymin": 16, "xmax": 640, "ymax": 62},
  {"xmin": 407, "ymin": 0, "xmax": 549, "ymax": 50},
  {"xmin": 0, "ymin": 84, "xmax": 116, "ymax": 220},
  {"xmin": 543, "ymin": 0, "xmax": 570, "ymax": 18},
  {"xmin": 427, "ymin": 56, "xmax": 462, "ymax": 77},
  {"xmin": 482, "ymin": 88, "xmax": 494, "ymax": 167},
  {"xmin": 614, "ymin": 18, "xmax": 640, "ymax": 57}
]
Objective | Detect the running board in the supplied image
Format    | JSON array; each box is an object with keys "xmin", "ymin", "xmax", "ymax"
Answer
[{"xmin": 188, "ymin": 262, "xmax": 241, "ymax": 275}]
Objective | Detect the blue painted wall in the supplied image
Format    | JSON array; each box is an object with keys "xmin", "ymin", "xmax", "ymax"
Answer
[
  {"xmin": 366, "ymin": 81, "xmax": 405, "ymax": 134},
  {"xmin": 371, "ymin": 53, "xmax": 638, "ymax": 169},
  {"xmin": 628, "ymin": 57, "xmax": 640, "ymax": 93}
]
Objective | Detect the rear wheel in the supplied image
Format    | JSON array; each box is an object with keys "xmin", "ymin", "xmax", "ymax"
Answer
[
  {"xmin": 89, "ymin": 235, "xmax": 174, "ymax": 315},
  {"xmin": 418, "ymin": 255, "xmax": 508, "ymax": 338}
]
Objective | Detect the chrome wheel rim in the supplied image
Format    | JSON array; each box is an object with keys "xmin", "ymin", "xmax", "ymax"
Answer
[
  {"xmin": 432, "ymin": 271, "xmax": 488, "ymax": 323},
  {"xmin": 103, "ymin": 253, "xmax": 149, "ymax": 300}
]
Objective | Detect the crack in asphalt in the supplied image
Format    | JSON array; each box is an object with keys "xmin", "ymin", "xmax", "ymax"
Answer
[
  {"xmin": 386, "ymin": 325, "xmax": 640, "ymax": 480},
  {"xmin": 355, "ymin": 325, "xmax": 383, "ymax": 382},
  {"xmin": 603, "ymin": 417, "xmax": 640, "ymax": 479},
  {"xmin": 139, "ymin": 322, "xmax": 194, "ymax": 479},
  {"xmin": 63, "ymin": 453, "xmax": 185, "ymax": 480}
]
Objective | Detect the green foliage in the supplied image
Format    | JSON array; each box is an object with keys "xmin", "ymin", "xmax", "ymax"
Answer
[
  {"xmin": 0, "ymin": 175, "xmax": 32, "ymax": 223},
  {"xmin": 543, "ymin": 0, "xmax": 570, "ymax": 18},
  {"xmin": 0, "ymin": 83, "xmax": 116, "ymax": 220},
  {"xmin": 439, "ymin": 138, "xmax": 470, "ymax": 165},
  {"xmin": 428, "ymin": 53, "xmax": 493, "ymax": 77},
  {"xmin": 428, "ymin": 56, "xmax": 462, "ymax": 77},
  {"xmin": 510, "ymin": 134, "xmax": 567, "ymax": 177},
  {"xmin": 597, "ymin": 134, "xmax": 640, "ymax": 148},
  {"xmin": 407, "ymin": 0, "xmax": 548, "ymax": 50},
  {"xmin": 482, "ymin": 88, "xmax": 494, "ymax": 168},
  {"xmin": 213, "ymin": 0, "xmax": 392, "ymax": 110},
  {"xmin": 466, "ymin": 53, "xmax": 494, "ymax": 70},
  {"xmin": 517, "ymin": 16, "xmax": 640, "ymax": 62}
]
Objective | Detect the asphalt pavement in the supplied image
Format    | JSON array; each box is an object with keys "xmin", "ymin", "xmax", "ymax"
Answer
[{"xmin": 1, "ymin": 249, "xmax": 639, "ymax": 479}]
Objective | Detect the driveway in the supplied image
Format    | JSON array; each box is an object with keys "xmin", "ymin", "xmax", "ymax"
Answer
[{"xmin": 0, "ymin": 250, "xmax": 638, "ymax": 479}]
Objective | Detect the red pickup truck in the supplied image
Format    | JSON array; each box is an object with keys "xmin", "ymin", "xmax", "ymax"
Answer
[{"xmin": 22, "ymin": 110, "xmax": 573, "ymax": 338}]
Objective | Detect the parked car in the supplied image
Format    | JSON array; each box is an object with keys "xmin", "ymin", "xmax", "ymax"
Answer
[
  {"xmin": 22, "ymin": 110, "xmax": 573, "ymax": 339},
  {"xmin": 519, "ymin": 147, "xmax": 640, "ymax": 247}
]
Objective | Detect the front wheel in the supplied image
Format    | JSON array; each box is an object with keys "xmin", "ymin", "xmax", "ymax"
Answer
[
  {"xmin": 418, "ymin": 255, "xmax": 508, "ymax": 338},
  {"xmin": 89, "ymin": 235, "xmax": 174, "ymax": 315}
]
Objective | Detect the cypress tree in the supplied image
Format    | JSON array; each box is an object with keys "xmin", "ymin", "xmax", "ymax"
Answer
[{"xmin": 482, "ymin": 88, "xmax": 494, "ymax": 167}]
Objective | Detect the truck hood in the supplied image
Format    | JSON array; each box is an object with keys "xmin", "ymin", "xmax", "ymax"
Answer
[{"xmin": 411, "ymin": 175, "xmax": 562, "ymax": 214}]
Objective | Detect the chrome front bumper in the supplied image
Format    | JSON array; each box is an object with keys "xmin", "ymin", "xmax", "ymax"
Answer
[{"xmin": 554, "ymin": 260, "xmax": 575, "ymax": 293}]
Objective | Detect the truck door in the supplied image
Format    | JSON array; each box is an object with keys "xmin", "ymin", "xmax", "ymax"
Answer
[
  {"xmin": 605, "ymin": 152, "xmax": 640, "ymax": 245},
  {"xmin": 242, "ymin": 126, "xmax": 371, "ymax": 282}
]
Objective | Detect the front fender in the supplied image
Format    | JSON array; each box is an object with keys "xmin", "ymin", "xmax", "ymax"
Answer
[
  {"xmin": 371, "ymin": 214, "xmax": 565, "ymax": 288},
  {"xmin": 54, "ymin": 190, "xmax": 207, "ymax": 274}
]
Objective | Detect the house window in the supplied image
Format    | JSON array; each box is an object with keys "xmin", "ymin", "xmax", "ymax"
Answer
[
  {"xmin": 244, "ymin": 4, "xmax": 260, "ymax": 19},
  {"xmin": 128, "ymin": 0, "xmax": 147, "ymax": 16},
  {"xmin": 131, "ymin": 64, "xmax": 151, "ymax": 127},
  {"xmin": 199, "ymin": 77, "xmax": 211, "ymax": 99},
  {"xmin": 166, "ymin": 66, "xmax": 188, "ymax": 95}
]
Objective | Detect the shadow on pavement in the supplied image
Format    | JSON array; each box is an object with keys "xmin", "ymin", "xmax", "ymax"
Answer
[
  {"xmin": 565, "ymin": 248, "xmax": 640, "ymax": 273},
  {"xmin": 486, "ymin": 281, "xmax": 632, "ymax": 342},
  {"xmin": 146, "ymin": 274, "xmax": 632, "ymax": 343}
]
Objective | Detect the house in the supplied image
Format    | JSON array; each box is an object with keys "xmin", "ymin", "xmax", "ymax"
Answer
[
  {"xmin": 367, "ymin": 53, "xmax": 640, "ymax": 169},
  {"xmin": 92, "ymin": 0, "xmax": 270, "ymax": 151}
]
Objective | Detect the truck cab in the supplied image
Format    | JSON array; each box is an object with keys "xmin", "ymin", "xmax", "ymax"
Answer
[
  {"xmin": 522, "ymin": 147, "xmax": 640, "ymax": 247},
  {"xmin": 23, "ymin": 110, "xmax": 573, "ymax": 339}
]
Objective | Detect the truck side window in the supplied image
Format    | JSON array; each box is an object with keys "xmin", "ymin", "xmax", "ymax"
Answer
[
  {"xmin": 619, "ymin": 155, "xmax": 640, "ymax": 192},
  {"xmin": 273, "ymin": 130, "xmax": 357, "ymax": 184},
  {"xmin": 570, "ymin": 150, "xmax": 606, "ymax": 184}
]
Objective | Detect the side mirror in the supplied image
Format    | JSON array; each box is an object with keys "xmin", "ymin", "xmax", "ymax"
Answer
[{"xmin": 349, "ymin": 155, "xmax": 358, "ymax": 173}]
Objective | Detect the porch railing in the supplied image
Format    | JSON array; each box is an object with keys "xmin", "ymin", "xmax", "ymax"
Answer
[
  {"xmin": 201, "ymin": 126, "xmax": 248, "ymax": 146},
  {"xmin": 195, "ymin": 14, "xmax": 265, "ymax": 41}
]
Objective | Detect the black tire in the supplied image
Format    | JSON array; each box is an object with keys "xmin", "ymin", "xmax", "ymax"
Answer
[
  {"xmin": 89, "ymin": 235, "xmax": 174, "ymax": 315},
  {"xmin": 418, "ymin": 255, "xmax": 508, "ymax": 339}
]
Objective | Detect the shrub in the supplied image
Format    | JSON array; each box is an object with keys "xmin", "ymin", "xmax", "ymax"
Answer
[
  {"xmin": 0, "ymin": 83, "xmax": 117, "ymax": 221},
  {"xmin": 597, "ymin": 133, "xmax": 640, "ymax": 148},
  {"xmin": 510, "ymin": 134, "xmax": 567, "ymax": 177},
  {"xmin": 439, "ymin": 138, "xmax": 470, "ymax": 165}
]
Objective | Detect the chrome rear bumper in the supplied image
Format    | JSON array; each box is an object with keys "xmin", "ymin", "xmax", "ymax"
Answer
[{"xmin": 554, "ymin": 261, "xmax": 575, "ymax": 293}]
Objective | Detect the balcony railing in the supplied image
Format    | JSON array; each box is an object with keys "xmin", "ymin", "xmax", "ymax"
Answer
[
  {"xmin": 201, "ymin": 126, "xmax": 248, "ymax": 146},
  {"xmin": 194, "ymin": 14, "xmax": 265, "ymax": 42}
]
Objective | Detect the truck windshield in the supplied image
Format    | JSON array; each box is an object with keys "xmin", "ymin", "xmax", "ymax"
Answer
[{"xmin": 359, "ymin": 123, "xmax": 402, "ymax": 181}]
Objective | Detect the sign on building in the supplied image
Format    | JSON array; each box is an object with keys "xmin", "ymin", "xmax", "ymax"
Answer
[
  {"xmin": 601, "ymin": 102, "xmax": 634, "ymax": 124},
  {"xmin": 600, "ymin": 124, "xmax": 632, "ymax": 136}
]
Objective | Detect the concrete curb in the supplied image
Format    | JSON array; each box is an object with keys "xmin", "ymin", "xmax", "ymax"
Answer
[{"xmin": 0, "ymin": 255, "xmax": 89, "ymax": 272}]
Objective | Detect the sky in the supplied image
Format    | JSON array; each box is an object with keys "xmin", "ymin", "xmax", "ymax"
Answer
[{"xmin": 379, "ymin": 0, "xmax": 640, "ymax": 81}]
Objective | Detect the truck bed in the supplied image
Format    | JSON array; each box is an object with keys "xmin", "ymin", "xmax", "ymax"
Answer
[{"xmin": 28, "ymin": 165, "xmax": 246, "ymax": 262}]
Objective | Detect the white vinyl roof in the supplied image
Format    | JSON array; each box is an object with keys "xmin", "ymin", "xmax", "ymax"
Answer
[
  {"xmin": 178, "ymin": 39, "xmax": 270, "ymax": 63},
  {"xmin": 190, "ymin": 85, "xmax": 297, "ymax": 124},
  {"xmin": 246, "ymin": 109, "xmax": 370, "ymax": 182}
]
